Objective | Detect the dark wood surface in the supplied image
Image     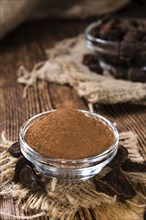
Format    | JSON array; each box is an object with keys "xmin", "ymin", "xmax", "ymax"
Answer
[{"xmin": 0, "ymin": 19, "xmax": 146, "ymax": 220}]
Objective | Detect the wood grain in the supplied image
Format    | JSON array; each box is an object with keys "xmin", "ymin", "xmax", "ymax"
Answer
[{"xmin": 0, "ymin": 20, "xmax": 145, "ymax": 220}]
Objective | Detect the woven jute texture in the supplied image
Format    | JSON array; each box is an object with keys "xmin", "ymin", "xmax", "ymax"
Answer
[
  {"xmin": 0, "ymin": 131, "xmax": 145, "ymax": 220},
  {"xmin": 17, "ymin": 35, "xmax": 146, "ymax": 105}
]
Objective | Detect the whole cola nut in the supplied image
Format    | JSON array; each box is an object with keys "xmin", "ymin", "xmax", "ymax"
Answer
[
  {"xmin": 19, "ymin": 165, "xmax": 43, "ymax": 190},
  {"xmin": 13, "ymin": 156, "xmax": 33, "ymax": 183},
  {"xmin": 102, "ymin": 167, "xmax": 136, "ymax": 201},
  {"xmin": 8, "ymin": 142, "xmax": 22, "ymax": 158},
  {"xmin": 108, "ymin": 146, "xmax": 128, "ymax": 168},
  {"xmin": 82, "ymin": 54, "xmax": 97, "ymax": 65},
  {"xmin": 122, "ymin": 159, "xmax": 146, "ymax": 172},
  {"xmin": 123, "ymin": 30, "xmax": 139, "ymax": 42},
  {"xmin": 99, "ymin": 19, "xmax": 115, "ymax": 40},
  {"xmin": 93, "ymin": 178, "xmax": 117, "ymax": 197},
  {"xmin": 128, "ymin": 68, "xmax": 146, "ymax": 82},
  {"xmin": 89, "ymin": 63, "xmax": 103, "ymax": 74}
]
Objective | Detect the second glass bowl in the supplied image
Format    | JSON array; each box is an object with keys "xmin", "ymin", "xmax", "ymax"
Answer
[
  {"xmin": 85, "ymin": 18, "xmax": 146, "ymax": 79},
  {"xmin": 19, "ymin": 110, "xmax": 119, "ymax": 181}
]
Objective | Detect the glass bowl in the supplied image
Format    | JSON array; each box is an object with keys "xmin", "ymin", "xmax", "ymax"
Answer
[
  {"xmin": 85, "ymin": 18, "xmax": 146, "ymax": 76},
  {"xmin": 19, "ymin": 110, "xmax": 119, "ymax": 181}
]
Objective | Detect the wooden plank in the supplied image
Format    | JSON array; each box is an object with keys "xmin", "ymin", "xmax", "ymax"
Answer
[{"xmin": 48, "ymin": 83, "xmax": 87, "ymax": 109}]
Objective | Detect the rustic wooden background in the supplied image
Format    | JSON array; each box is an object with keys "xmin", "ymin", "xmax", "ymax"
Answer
[{"xmin": 0, "ymin": 2, "xmax": 146, "ymax": 219}]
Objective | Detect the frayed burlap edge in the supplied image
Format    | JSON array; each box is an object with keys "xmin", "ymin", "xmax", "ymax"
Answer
[
  {"xmin": 17, "ymin": 35, "xmax": 146, "ymax": 105},
  {"xmin": 0, "ymin": 131, "xmax": 145, "ymax": 220}
]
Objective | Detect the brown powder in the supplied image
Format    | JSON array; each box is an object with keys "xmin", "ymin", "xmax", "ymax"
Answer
[{"xmin": 25, "ymin": 109, "xmax": 114, "ymax": 159}]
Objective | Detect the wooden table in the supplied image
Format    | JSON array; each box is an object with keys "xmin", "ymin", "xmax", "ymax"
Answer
[{"xmin": 0, "ymin": 19, "xmax": 145, "ymax": 220}]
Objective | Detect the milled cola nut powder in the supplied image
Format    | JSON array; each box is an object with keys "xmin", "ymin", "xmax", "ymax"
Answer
[{"xmin": 25, "ymin": 109, "xmax": 114, "ymax": 160}]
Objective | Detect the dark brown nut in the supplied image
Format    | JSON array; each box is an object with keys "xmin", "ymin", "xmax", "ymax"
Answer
[
  {"xmin": 93, "ymin": 179, "xmax": 117, "ymax": 197},
  {"xmin": 99, "ymin": 20, "xmax": 115, "ymax": 40},
  {"xmin": 108, "ymin": 146, "xmax": 128, "ymax": 168},
  {"xmin": 108, "ymin": 29, "xmax": 124, "ymax": 42},
  {"xmin": 123, "ymin": 30, "xmax": 139, "ymax": 42},
  {"xmin": 19, "ymin": 165, "xmax": 42, "ymax": 190},
  {"xmin": 90, "ymin": 16, "xmax": 118, "ymax": 39},
  {"xmin": 118, "ymin": 20, "xmax": 136, "ymax": 33},
  {"xmin": 82, "ymin": 54, "xmax": 97, "ymax": 65},
  {"xmin": 141, "ymin": 34, "xmax": 146, "ymax": 42},
  {"xmin": 89, "ymin": 63, "xmax": 103, "ymax": 74},
  {"xmin": 136, "ymin": 30, "xmax": 145, "ymax": 41},
  {"xmin": 119, "ymin": 42, "xmax": 133, "ymax": 62},
  {"xmin": 119, "ymin": 42, "xmax": 141, "ymax": 63},
  {"xmin": 102, "ymin": 167, "xmax": 136, "ymax": 201},
  {"xmin": 127, "ymin": 68, "xmax": 146, "ymax": 82},
  {"xmin": 134, "ymin": 49, "xmax": 146, "ymax": 66},
  {"xmin": 102, "ymin": 54, "xmax": 126, "ymax": 67},
  {"xmin": 13, "ymin": 156, "xmax": 33, "ymax": 183},
  {"xmin": 110, "ymin": 67, "xmax": 127, "ymax": 80},
  {"xmin": 8, "ymin": 142, "xmax": 22, "ymax": 158},
  {"xmin": 122, "ymin": 159, "xmax": 146, "ymax": 172},
  {"xmin": 82, "ymin": 53, "xmax": 103, "ymax": 74}
]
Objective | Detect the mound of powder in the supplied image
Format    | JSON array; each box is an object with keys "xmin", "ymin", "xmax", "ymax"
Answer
[{"xmin": 25, "ymin": 109, "xmax": 114, "ymax": 159}]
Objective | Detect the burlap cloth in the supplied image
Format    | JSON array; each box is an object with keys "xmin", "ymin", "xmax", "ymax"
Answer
[
  {"xmin": 0, "ymin": 0, "xmax": 129, "ymax": 39},
  {"xmin": 17, "ymin": 35, "xmax": 146, "ymax": 105},
  {"xmin": 0, "ymin": 130, "xmax": 145, "ymax": 220}
]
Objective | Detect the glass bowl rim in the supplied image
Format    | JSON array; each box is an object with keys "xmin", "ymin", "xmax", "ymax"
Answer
[
  {"xmin": 84, "ymin": 18, "xmax": 146, "ymax": 46},
  {"xmin": 19, "ymin": 109, "xmax": 119, "ymax": 164}
]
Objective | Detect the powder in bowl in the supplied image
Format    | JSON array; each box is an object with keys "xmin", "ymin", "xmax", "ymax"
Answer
[{"xmin": 24, "ymin": 109, "xmax": 114, "ymax": 160}]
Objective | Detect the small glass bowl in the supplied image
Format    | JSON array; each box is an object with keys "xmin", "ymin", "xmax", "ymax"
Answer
[
  {"xmin": 85, "ymin": 18, "xmax": 146, "ymax": 73},
  {"xmin": 19, "ymin": 110, "xmax": 119, "ymax": 181}
]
